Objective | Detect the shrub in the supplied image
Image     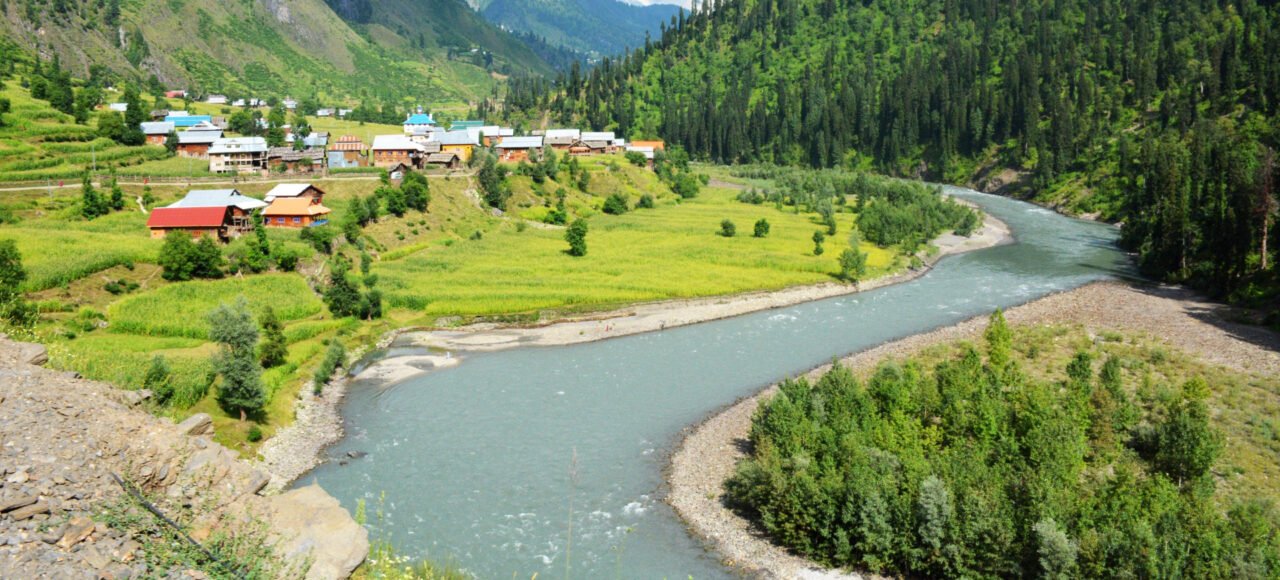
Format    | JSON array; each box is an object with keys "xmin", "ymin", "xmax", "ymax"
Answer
[
  {"xmin": 565, "ymin": 218, "xmax": 588, "ymax": 256},
  {"xmin": 719, "ymin": 219, "xmax": 736, "ymax": 237},
  {"xmin": 246, "ymin": 424, "xmax": 263, "ymax": 442},
  {"xmin": 602, "ymin": 193, "xmax": 630, "ymax": 215},
  {"xmin": 637, "ymin": 194, "xmax": 655, "ymax": 209},
  {"xmin": 753, "ymin": 218, "xmax": 770, "ymax": 238}
]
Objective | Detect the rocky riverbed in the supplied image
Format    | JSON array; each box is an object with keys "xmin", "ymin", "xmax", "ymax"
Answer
[
  {"xmin": 0, "ymin": 335, "xmax": 368, "ymax": 578},
  {"xmin": 667, "ymin": 281, "xmax": 1280, "ymax": 579}
]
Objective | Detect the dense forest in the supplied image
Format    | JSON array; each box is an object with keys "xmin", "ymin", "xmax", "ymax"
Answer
[
  {"xmin": 728, "ymin": 311, "xmax": 1280, "ymax": 577},
  {"xmin": 504, "ymin": 0, "xmax": 1280, "ymax": 311}
]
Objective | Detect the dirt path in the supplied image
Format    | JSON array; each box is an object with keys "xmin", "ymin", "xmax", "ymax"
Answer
[{"xmin": 666, "ymin": 281, "xmax": 1280, "ymax": 579}]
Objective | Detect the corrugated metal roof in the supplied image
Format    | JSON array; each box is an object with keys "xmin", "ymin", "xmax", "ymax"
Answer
[
  {"xmin": 497, "ymin": 136, "xmax": 544, "ymax": 149},
  {"xmin": 582, "ymin": 131, "xmax": 615, "ymax": 142},
  {"xmin": 208, "ymin": 137, "xmax": 268, "ymax": 155},
  {"xmin": 426, "ymin": 152, "xmax": 460, "ymax": 163},
  {"xmin": 141, "ymin": 122, "xmax": 175, "ymax": 135},
  {"xmin": 545, "ymin": 128, "xmax": 581, "ymax": 140},
  {"xmin": 147, "ymin": 206, "xmax": 228, "ymax": 228},
  {"xmin": 167, "ymin": 189, "xmax": 267, "ymax": 211},
  {"xmin": 436, "ymin": 131, "xmax": 477, "ymax": 146},
  {"xmin": 177, "ymin": 130, "xmax": 221, "ymax": 144},
  {"xmin": 372, "ymin": 135, "xmax": 423, "ymax": 151},
  {"xmin": 264, "ymin": 183, "xmax": 318, "ymax": 200}
]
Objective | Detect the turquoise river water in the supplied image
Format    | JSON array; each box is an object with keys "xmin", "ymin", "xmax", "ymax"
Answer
[{"xmin": 303, "ymin": 187, "xmax": 1130, "ymax": 578}]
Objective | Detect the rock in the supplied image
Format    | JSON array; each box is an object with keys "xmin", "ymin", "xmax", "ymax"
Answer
[
  {"xmin": 118, "ymin": 390, "xmax": 151, "ymax": 407},
  {"xmin": 6, "ymin": 471, "xmax": 29, "ymax": 484},
  {"xmin": 56, "ymin": 517, "xmax": 95, "ymax": 549},
  {"xmin": 8, "ymin": 501, "xmax": 49, "ymax": 520},
  {"xmin": 264, "ymin": 484, "xmax": 368, "ymax": 579},
  {"xmin": 344, "ymin": 451, "xmax": 367, "ymax": 459},
  {"xmin": 0, "ymin": 495, "xmax": 38, "ymax": 513},
  {"xmin": 176, "ymin": 414, "xmax": 214, "ymax": 437},
  {"xmin": 15, "ymin": 343, "xmax": 48, "ymax": 367}
]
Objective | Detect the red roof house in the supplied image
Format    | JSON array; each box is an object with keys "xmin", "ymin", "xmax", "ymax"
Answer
[{"xmin": 146, "ymin": 206, "xmax": 233, "ymax": 240}]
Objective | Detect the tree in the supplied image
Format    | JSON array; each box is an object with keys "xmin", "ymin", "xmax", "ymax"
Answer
[
  {"xmin": 915, "ymin": 476, "xmax": 956, "ymax": 574},
  {"xmin": 164, "ymin": 130, "xmax": 178, "ymax": 154},
  {"xmin": 637, "ymin": 194, "xmax": 655, "ymax": 209},
  {"xmin": 97, "ymin": 111, "xmax": 125, "ymax": 142},
  {"xmin": 158, "ymin": 232, "xmax": 223, "ymax": 281},
  {"xmin": 207, "ymin": 298, "xmax": 265, "ymax": 420},
  {"xmin": 120, "ymin": 83, "xmax": 145, "ymax": 145},
  {"xmin": 812, "ymin": 230, "xmax": 825, "ymax": 255},
  {"xmin": 192, "ymin": 235, "xmax": 226, "ymax": 278},
  {"xmin": 838, "ymin": 231, "xmax": 868, "ymax": 282},
  {"xmin": 1154, "ymin": 377, "xmax": 1223, "ymax": 483},
  {"xmin": 478, "ymin": 154, "xmax": 510, "ymax": 209},
  {"xmin": 0, "ymin": 239, "xmax": 35, "ymax": 327},
  {"xmin": 565, "ymin": 218, "xmax": 588, "ymax": 256},
  {"xmin": 80, "ymin": 174, "xmax": 108, "ymax": 219},
  {"xmin": 719, "ymin": 219, "xmax": 736, "ymax": 237},
  {"xmin": 107, "ymin": 173, "xmax": 125, "ymax": 211},
  {"xmin": 323, "ymin": 259, "xmax": 363, "ymax": 317},
  {"xmin": 603, "ymin": 193, "xmax": 629, "ymax": 215},
  {"xmin": 984, "ymin": 309, "xmax": 1012, "ymax": 372},
  {"xmin": 753, "ymin": 218, "xmax": 770, "ymax": 238},
  {"xmin": 401, "ymin": 172, "xmax": 431, "ymax": 213},
  {"xmin": 1257, "ymin": 147, "xmax": 1277, "ymax": 271},
  {"xmin": 1033, "ymin": 518, "xmax": 1078, "ymax": 580},
  {"xmin": 0, "ymin": 96, "xmax": 10, "ymax": 127},
  {"xmin": 257, "ymin": 306, "xmax": 288, "ymax": 369}
]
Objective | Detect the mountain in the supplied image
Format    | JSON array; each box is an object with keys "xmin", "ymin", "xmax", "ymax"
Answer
[
  {"xmin": 481, "ymin": 0, "xmax": 682, "ymax": 57},
  {"xmin": 0, "ymin": 0, "xmax": 552, "ymax": 103},
  {"xmin": 504, "ymin": 0, "xmax": 1280, "ymax": 306}
]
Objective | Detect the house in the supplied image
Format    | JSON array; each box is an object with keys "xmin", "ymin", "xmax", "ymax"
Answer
[
  {"xmin": 545, "ymin": 129, "xmax": 581, "ymax": 151},
  {"xmin": 631, "ymin": 140, "xmax": 665, "ymax": 152},
  {"xmin": 408, "ymin": 125, "xmax": 443, "ymax": 144},
  {"xmin": 283, "ymin": 98, "xmax": 298, "ymax": 110},
  {"xmin": 208, "ymin": 137, "xmax": 269, "ymax": 174},
  {"xmin": 316, "ymin": 108, "xmax": 334, "ymax": 117},
  {"xmin": 206, "ymin": 95, "xmax": 228, "ymax": 105},
  {"xmin": 385, "ymin": 162, "xmax": 412, "ymax": 183},
  {"xmin": 337, "ymin": 108, "xmax": 353, "ymax": 118},
  {"xmin": 108, "ymin": 103, "xmax": 128, "ymax": 113},
  {"xmin": 176, "ymin": 129, "xmax": 221, "ymax": 158},
  {"xmin": 264, "ymin": 183, "xmax": 325, "ymax": 203},
  {"xmin": 165, "ymin": 112, "xmax": 214, "ymax": 128},
  {"xmin": 161, "ymin": 189, "xmax": 266, "ymax": 238},
  {"xmin": 329, "ymin": 135, "xmax": 367, "ymax": 167},
  {"xmin": 140, "ymin": 122, "xmax": 175, "ymax": 145},
  {"xmin": 569, "ymin": 139, "xmax": 609, "ymax": 156},
  {"xmin": 165, "ymin": 90, "xmax": 187, "ymax": 99},
  {"xmin": 267, "ymin": 148, "xmax": 326, "ymax": 174},
  {"xmin": 465, "ymin": 126, "xmax": 513, "ymax": 146},
  {"xmin": 371, "ymin": 135, "xmax": 424, "ymax": 169},
  {"xmin": 436, "ymin": 131, "xmax": 477, "ymax": 162},
  {"xmin": 582, "ymin": 132, "xmax": 621, "ymax": 153},
  {"xmin": 425, "ymin": 152, "xmax": 462, "ymax": 170},
  {"xmin": 402, "ymin": 113, "xmax": 436, "ymax": 135},
  {"xmin": 146, "ymin": 206, "xmax": 236, "ymax": 240},
  {"xmin": 263, "ymin": 197, "xmax": 331, "ymax": 228},
  {"xmin": 149, "ymin": 109, "xmax": 170, "ymax": 122},
  {"xmin": 288, "ymin": 132, "xmax": 329, "ymax": 149},
  {"xmin": 494, "ymin": 136, "xmax": 544, "ymax": 162}
]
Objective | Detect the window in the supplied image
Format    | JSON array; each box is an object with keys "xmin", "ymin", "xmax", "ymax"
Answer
[
  {"xmin": 293, "ymin": 217, "xmax": 301, "ymax": 224},
  {"xmin": 276, "ymin": 217, "xmax": 285, "ymax": 224}
]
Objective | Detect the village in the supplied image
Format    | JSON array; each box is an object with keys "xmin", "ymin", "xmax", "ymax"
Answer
[{"xmin": 122, "ymin": 93, "xmax": 666, "ymax": 240}]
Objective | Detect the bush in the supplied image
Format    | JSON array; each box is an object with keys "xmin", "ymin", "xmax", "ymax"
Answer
[
  {"xmin": 312, "ymin": 340, "xmax": 346, "ymax": 395},
  {"xmin": 719, "ymin": 219, "xmax": 736, "ymax": 237},
  {"xmin": 602, "ymin": 193, "xmax": 629, "ymax": 215},
  {"xmin": 246, "ymin": 424, "xmax": 263, "ymax": 442},
  {"xmin": 753, "ymin": 218, "xmax": 770, "ymax": 238},
  {"xmin": 158, "ymin": 232, "xmax": 224, "ymax": 281},
  {"xmin": 637, "ymin": 194, "xmax": 655, "ymax": 209},
  {"xmin": 625, "ymin": 151, "xmax": 648, "ymax": 167},
  {"xmin": 565, "ymin": 218, "xmax": 588, "ymax": 256}
]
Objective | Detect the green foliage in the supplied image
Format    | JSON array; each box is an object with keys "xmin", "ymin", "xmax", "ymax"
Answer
[
  {"xmin": 322, "ymin": 257, "xmax": 382, "ymax": 320},
  {"xmin": 811, "ymin": 230, "xmax": 824, "ymax": 255},
  {"xmin": 158, "ymin": 232, "xmax": 224, "ymax": 281},
  {"xmin": 401, "ymin": 171, "xmax": 431, "ymax": 213},
  {"xmin": 80, "ymin": 174, "xmax": 109, "ymax": 219},
  {"xmin": 602, "ymin": 192, "xmax": 629, "ymax": 215},
  {"xmin": 718, "ymin": 218, "xmax": 736, "ymax": 237},
  {"xmin": 478, "ymin": 153, "xmax": 511, "ymax": 210},
  {"xmin": 143, "ymin": 355, "xmax": 173, "ymax": 406},
  {"xmin": 637, "ymin": 193, "xmax": 655, "ymax": 209},
  {"xmin": 312, "ymin": 340, "xmax": 346, "ymax": 395},
  {"xmin": 0, "ymin": 239, "xmax": 35, "ymax": 327},
  {"xmin": 625, "ymin": 151, "xmax": 648, "ymax": 167},
  {"xmin": 257, "ymin": 306, "xmax": 287, "ymax": 369},
  {"xmin": 728, "ymin": 316, "xmax": 1274, "ymax": 577},
  {"xmin": 564, "ymin": 218, "xmax": 588, "ymax": 256},
  {"xmin": 753, "ymin": 218, "xmax": 770, "ymax": 238},
  {"xmin": 207, "ymin": 298, "xmax": 264, "ymax": 419}
]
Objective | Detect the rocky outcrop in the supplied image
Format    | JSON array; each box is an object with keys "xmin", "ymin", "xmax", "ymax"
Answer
[{"xmin": 0, "ymin": 336, "xmax": 368, "ymax": 578}]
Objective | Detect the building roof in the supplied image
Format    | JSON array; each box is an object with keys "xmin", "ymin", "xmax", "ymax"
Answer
[
  {"xmin": 330, "ymin": 135, "xmax": 366, "ymax": 151},
  {"xmin": 187, "ymin": 120, "xmax": 221, "ymax": 132},
  {"xmin": 165, "ymin": 114, "xmax": 213, "ymax": 128},
  {"xmin": 545, "ymin": 128, "xmax": 581, "ymax": 140},
  {"xmin": 141, "ymin": 122, "xmax": 175, "ymax": 135},
  {"xmin": 449, "ymin": 120, "xmax": 484, "ymax": 130},
  {"xmin": 631, "ymin": 140, "xmax": 665, "ymax": 150},
  {"xmin": 420, "ymin": 141, "xmax": 442, "ymax": 153},
  {"xmin": 147, "ymin": 206, "xmax": 229, "ymax": 229},
  {"xmin": 403, "ymin": 113, "xmax": 435, "ymax": 126},
  {"xmin": 425, "ymin": 152, "xmax": 461, "ymax": 164},
  {"xmin": 372, "ymin": 135, "xmax": 423, "ymax": 151},
  {"xmin": 177, "ymin": 130, "xmax": 222, "ymax": 145},
  {"xmin": 580, "ymin": 140, "xmax": 609, "ymax": 150},
  {"xmin": 546, "ymin": 136, "xmax": 577, "ymax": 147},
  {"xmin": 409, "ymin": 125, "xmax": 443, "ymax": 137},
  {"xmin": 208, "ymin": 137, "xmax": 268, "ymax": 155},
  {"xmin": 263, "ymin": 198, "xmax": 331, "ymax": 217},
  {"xmin": 267, "ymin": 148, "xmax": 325, "ymax": 163},
  {"xmin": 625, "ymin": 145, "xmax": 656, "ymax": 159},
  {"xmin": 167, "ymin": 189, "xmax": 268, "ymax": 211},
  {"xmin": 582, "ymin": 131, "xmax": 616, "ymax": 142},
  {"xmin": 436, "ymin": 131, "xmax": 477, "ymax": 146},
  {"xmin": 264, "ymin": 183, "xmax": 322, "ymax": 200},
  {"xmin": 496, "ymin": 136, "xmax": 544, "ymax": 149}
]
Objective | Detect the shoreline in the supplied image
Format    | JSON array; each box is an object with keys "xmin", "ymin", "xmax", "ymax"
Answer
[
  {"xmin": 257, "ymin": 205, "xmax": 1011, "ymax": 491},
  {"xmin": 665, "ymin": 281, "xmax": 1280, "ymax": 579}
]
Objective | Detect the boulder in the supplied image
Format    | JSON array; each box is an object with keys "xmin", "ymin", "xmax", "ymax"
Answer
[
  {"xmin": 176, "ymin": 413, "xmax": 214, "ymax": 437},
  {"xmin": 15, "ymin": 343, "xmax": 48, "ymax": 367},
  {"xmin": 264, "ymin": 484, "xmax": 368, "ymax": 579}
]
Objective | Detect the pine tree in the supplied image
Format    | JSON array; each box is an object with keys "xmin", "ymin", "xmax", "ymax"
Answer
[{"xmin": 257, "ymin": 306, "xmax": 288, "ymax": 369}]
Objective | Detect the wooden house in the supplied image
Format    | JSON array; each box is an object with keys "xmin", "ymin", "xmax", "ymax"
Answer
[
  {"xmin": 263, "ymin": 197, "xmax": 331, "ymax": 228},
  {"xmin": 425, "ymin": 152, "xmax": 463, "ymax": 170},
  {"xmin": 176, "ymin": 126, "xmax": 222, "ymax": 158},
  {"xmin": 372, "ymin": 135, "xmax": 424, "ymax": 169},
  {"xmin": 494, "ymin": 136, "xmax": 544, "ymax": 162},
  {"xmin": 141, "ymin": 122, "xmax": 174, "ymax": 146},
  {"xmin": 329, "ymin": 135, "xmax": 367, "ymax": 167},
  {"xmin": 545, "ymin": 129, "xmax": 581, "ymax": 151},
  {"xmin": 267, "ymin": 147, "xmax": 326, "ymax": 174},
  {"xmin": 264, "ymin": 183, "xmax": 325, "ymax": 203}
]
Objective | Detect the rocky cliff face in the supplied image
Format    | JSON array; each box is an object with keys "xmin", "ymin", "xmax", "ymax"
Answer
[{"xmin": 0, "ymin": 335, "xmax": 368, "ymax": 579}]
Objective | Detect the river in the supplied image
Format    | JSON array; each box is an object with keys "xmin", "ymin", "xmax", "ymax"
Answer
[{"xmin": 302, "ymin": 187, "xmax": 1129, "ymax": 579}]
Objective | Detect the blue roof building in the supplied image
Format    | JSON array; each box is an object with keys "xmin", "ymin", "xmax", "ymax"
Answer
[
  {"xmin": 404, "ymin": 113, "xmax": 435, "ymax": 126},
  {"xmin": 165, "ymin": 113, "xmax": 214, "ymax": 128}
]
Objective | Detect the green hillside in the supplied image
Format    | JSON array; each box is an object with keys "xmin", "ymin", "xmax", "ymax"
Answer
[
  {"xmin": 482, "ymin": 0, "xmax": 682, "ymax": 57},
  {"xmin": 505, "ymin": 0, "xmax": 1280, "ymax": 310},
  {"xmin": 0, "ymin": 0, "xmax": 552, "ymax": 104}
]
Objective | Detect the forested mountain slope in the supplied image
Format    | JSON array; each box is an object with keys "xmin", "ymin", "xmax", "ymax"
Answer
[
  {"xmin": 0, "ymin": 0, "xmax": 551, "ymax": 103},
  {"xmin": 482, "ymin": 0, "xmax": 682, "ymax": 57},
  {"xmin": 505, "ymin": 0, "xmax": 1280, "ymax": 308}
]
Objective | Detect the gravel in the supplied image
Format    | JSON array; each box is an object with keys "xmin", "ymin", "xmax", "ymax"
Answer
[{"xmin": 666, "ymin": 281, "xmax": 1280, "ymax": 579}]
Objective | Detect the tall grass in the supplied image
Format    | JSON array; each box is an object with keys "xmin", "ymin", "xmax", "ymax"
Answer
[
  {"xmin": 3, "ymin": 229, "xmax": 160, "ymax": 291},
  {"xmin": 108, "ymin": 274, "xmax": 324, "ymax": 339}
]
